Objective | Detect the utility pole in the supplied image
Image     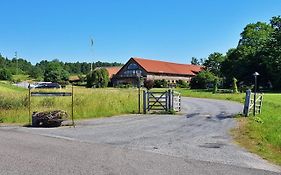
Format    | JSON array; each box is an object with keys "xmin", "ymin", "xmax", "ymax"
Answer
[
  {"xmin": 90, "ymin": 37, "xmax": 94, "ymax": 73},
  {"xmin": 15, "ymin": 51, "xmax": 18, "ymax": 75}
]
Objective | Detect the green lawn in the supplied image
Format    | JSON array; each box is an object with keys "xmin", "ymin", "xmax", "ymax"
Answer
[
  {"xmin": 0, "ymin": 83, "xmax": 139, "ymax": 124},
  {"xmin": 177, "ymin": 88, "xmax": 281, "ymax": 165}
]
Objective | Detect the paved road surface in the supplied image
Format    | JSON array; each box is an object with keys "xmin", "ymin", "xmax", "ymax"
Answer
[{"xmin": 0, "ymin": 97, "xmax": 280, "ymax": 174}]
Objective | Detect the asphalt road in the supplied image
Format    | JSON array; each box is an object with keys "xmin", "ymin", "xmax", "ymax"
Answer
[{"xmin": 0, "ymin": 97, "xmax": 280, "ymax": 175}]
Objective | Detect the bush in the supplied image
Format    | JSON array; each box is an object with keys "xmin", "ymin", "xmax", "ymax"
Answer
[
  {"xmin": 86, "ymin": 68, "xmax": 109, "ymax": 88},
  {"xmin": 213, "ymin": 79, "xmax": 218, "ymax": 93},
  {"xmin": 154, "ymin": 79, "xmax": 168, "ymax": 88},
  {"xmin": 232, "ymin": 77, "xmax": 238, "ymax": 93},
  {"xmin": 144, "ymin": 79, "xmax": 154, "ymax": 90},
  {"xmin": 190, "ymin": 70, "xmax": 218, "ymax": 89},
  {"xmin": 0, "ymin": 68, "xmax": 12, "ymax": 80},
  {"xmin": 115, "ymin": 83, "xmax": 132, "ymax": 88},
  {"xmin": 176, "ymin": 80, "xmax": 189, "ymax": 88}
]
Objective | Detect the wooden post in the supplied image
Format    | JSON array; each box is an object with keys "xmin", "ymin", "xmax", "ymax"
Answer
[
  {"xmin": 71, "ymin": 84, "xmax": 75, "ymax": 127},
  {"xmin": 28, "ymin": 84, "xmax": 31, "ymax": 125},
  {"xmin": 143, "ymin": 90, "xmax": 147, "ymax": 114},
  {"xmin": 138, "ymin": 81, "xmax": 141, "ymax": 114},
  {"xmin": 171, "ymin": 90, "xmax": 174, "ymax": 111},
  {"xmin": 179, "ymin": 93, "xmax": 181, "ymax": 111},
  {"xmin": 243, "ymin": 89, "xmax": 251, "ymax": 117},
  {"xmin": 168, "ymin": 89, "xmax": 172, "ymax": 111},
  {"xmin": 147, "ymin": 90, "xmax": 149, "ymax": 113},
  {"xmin": 165, "ymin": 90, "xmax": 168, "ymax": 111},
  {"xmin": 259, "ymin": 95, "xmax": 263, "ymax": 114}
]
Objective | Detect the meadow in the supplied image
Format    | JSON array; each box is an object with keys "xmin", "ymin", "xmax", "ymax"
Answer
[{"xmin": 0, "ymin": 82, "xmax": 139, "ymax": 124}]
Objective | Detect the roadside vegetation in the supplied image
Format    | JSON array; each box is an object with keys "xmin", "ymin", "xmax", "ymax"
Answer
[
  {"xmin": 177, "ymin": 89, "xmax": 281, "ymax": 166},
  {"xmin": 0, "ymin": 82, "xmax": 138, "ymax": 124}
]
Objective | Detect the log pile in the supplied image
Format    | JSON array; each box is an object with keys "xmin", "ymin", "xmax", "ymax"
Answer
[{"xmin": 32, "ymin": 110, "xmax": 69, "ymax": 127}]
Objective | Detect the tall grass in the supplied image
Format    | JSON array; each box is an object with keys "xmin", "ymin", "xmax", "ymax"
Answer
[{"xmin": 0, "ymin": 83, "xmax": 139, "ymax": 124}]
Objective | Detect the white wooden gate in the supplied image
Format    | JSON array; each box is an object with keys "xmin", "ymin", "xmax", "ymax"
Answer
[{"xmin": 143, "ymin": 89, "xmax": 181, "ymax": 113}]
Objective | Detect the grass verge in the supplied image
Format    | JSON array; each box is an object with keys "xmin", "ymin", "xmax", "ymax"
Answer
[
  {"xmin": 0, "ymin": 83, "xmax": 139, "ymax": 124},
  {"xmin": 178, "ymin": 89, "xmax": 281, "ymax": 166}
]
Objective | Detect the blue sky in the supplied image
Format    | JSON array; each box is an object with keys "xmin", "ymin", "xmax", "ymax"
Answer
[{"xmin": 0, "ymin": 0, "xmax": 280, "ymax": 64}]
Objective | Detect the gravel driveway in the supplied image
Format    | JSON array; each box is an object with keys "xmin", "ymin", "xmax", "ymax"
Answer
[{"xmin": 3, "ymin": 97, "xmax": 281, "ymax": 174}]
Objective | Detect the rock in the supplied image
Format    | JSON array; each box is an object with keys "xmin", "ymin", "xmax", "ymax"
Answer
[{"xmin": 32, "ymin": 110, "xmax": 69, "ymax": 127}]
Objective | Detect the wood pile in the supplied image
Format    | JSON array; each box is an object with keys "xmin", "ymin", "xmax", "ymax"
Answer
[{"xmin": 32, "ymin": 110, "xmax": 69, "ymax": 127}]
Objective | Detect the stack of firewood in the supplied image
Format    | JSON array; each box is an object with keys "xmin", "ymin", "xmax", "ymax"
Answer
[{"xmin": 32, "ymin": 110, "xmax": 69, "ymax": 127}]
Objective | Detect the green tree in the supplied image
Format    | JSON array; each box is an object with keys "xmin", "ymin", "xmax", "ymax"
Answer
[
  {"xmin": 29, "ymin": 67, "xmax": 43, "ymax": 79},
  {"xmin": 221, "ymin": 21, "xmax": 274, "ymax": 87},
  {"xmin": 203, "ymin": 52, "xmax": 225, "ymax": 77},
  {"xmin": 190, "ymin": 70, "xmax": 218, "ymax": 89},
  {"xmin": 0, "ymin": 68, "xmax": 12, "ymax": 80},
  {"xmin": 261, "ymin": 16, "xmax": 281, "ymax": 89},
  {"xmin": 43, "ymin": 60, "xmax": 69, "ymax": 82},
  {"xmin": 191, "ymin": 57, "xmax": 200, "ymax": 65},
  {"xmin": 86, "ymin": 68, "xmax": 109, "ymax": 88}
]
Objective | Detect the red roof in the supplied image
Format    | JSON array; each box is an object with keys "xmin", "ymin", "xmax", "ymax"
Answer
[
  {"xmin": 132, "ymin": 57, "xmax": 203, "ymax": 76},
  {"xmin": 105, "ymin": 66, "xmax": 122, "ymax": 78}
]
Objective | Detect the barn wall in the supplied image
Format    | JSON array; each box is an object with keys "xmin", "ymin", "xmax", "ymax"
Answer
[{"xmin": 146, "ymin": 74, "xmax": 192, "ymax": 83}]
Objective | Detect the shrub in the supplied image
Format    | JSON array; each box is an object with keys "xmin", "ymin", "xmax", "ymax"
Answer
[
  {"xmin": 86, "ymin": 68, "xmax": 109, "ymax": 88},
  {"xmin": 232, "ymin": 77, "xmax": 238, "ymax": 93},
  {"xmin": 176, "ymin": 80, "xmax": 189, "ymax": 88},
  {"xmin": 213, "ymin": 79, "xmax": 218, "ymax": 93},
  {"xmin": 190, "ymin": 70, "xmax": 218, "ymax": 89},
  {"xmin": 0, "ymin": 68, "xmax": 12, "ymax": 80},
  {"xmin": 144, "ymin": 79, "xmax": 154, "ymax": 90},
  {"xmin": 154, "ymin": 79, "xmax": 168, "ymax": 88}
]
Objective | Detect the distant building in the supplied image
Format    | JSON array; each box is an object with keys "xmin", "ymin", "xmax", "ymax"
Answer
[
  {"xmin": 113, "ymin": 57, "xmax": 203, "ymax": 86},
  {"xmin": 104, "ymin": 66, "xmax": 122, "ymax": 79}
]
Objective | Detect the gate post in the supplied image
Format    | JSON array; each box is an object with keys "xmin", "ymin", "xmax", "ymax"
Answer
[
  {"xmin": 243, "ymin": 89, "xmax": 251, "ymax": 117},
  {"xmin": 167, "ymin": 89, "xmax": 172, "ymax": 111},
  {"xmin": 171, "ymin": 90, "xmax": 174, "ymax": 111},
  {"xmin": 143, "ymin": 90, "xmax": 147, "ymax": 114},
  {"xmin": 165, "ymin": 90, "xmax": 169, "ymax": 111}
]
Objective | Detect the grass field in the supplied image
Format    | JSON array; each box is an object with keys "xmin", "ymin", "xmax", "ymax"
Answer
[
  {"xmin": 0, "ymin": 82, "xmax": 139, "ymax": 124},
  {"xmin": 177, "ymin": 88, "xmax": 281, "ymax": 165}
]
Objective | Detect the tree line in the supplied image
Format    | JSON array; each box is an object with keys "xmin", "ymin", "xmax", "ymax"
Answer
[
  {"xmin": 0, "ymin": 55, "xmax": 122, "ymax": 82},
  {"xmin": 190, "ymin": 16, "xmax": 281, "ymax": 90}
]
